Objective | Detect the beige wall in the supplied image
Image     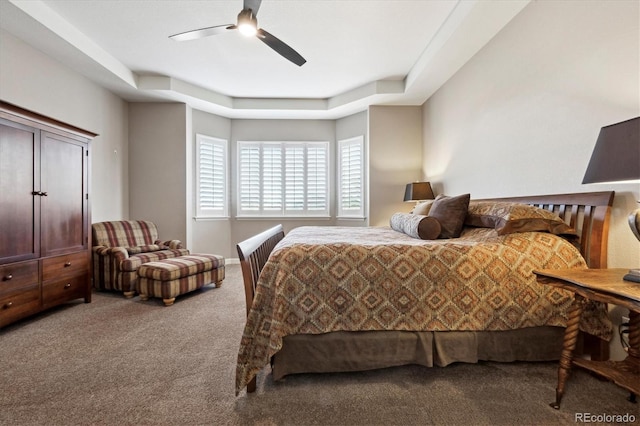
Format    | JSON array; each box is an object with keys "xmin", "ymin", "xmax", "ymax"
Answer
[
  {"xmin": 369, "ymin": 106, "xmax": 423, "ymax": 226},
  {"xmin": 422, "ymin": 0, "xmax": 639, "ymax": 270},
  {"xmin": 128, "ymin": 103, "xmax": 188, "ymax": 244},
  {"xmin": 0, "ymin": 30, "xmax": 129, "ymax": 223}
]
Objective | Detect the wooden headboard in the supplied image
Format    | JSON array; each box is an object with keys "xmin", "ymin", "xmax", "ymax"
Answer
[{"xmin": 483, "ymin": 191, "xmax": 615, "ymax": 269}]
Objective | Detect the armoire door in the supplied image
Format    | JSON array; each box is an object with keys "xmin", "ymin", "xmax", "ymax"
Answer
[
  {"xmin": 39, "ymin": 131, "xmax": 89, "ymax": 258},
  {"xmin": 0, "ymin": 118, "xmax": 40, "ymax": 265}
]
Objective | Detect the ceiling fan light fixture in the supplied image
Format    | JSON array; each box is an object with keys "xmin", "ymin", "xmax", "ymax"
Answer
[{"xmin": 237, "ymin": 9, "xmax": 258, "ymax": 37}]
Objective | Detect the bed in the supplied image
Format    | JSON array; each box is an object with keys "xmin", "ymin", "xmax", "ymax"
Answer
[{"xmin": 236, "ymin": 191, "xmax": 615, "ymax": 394}]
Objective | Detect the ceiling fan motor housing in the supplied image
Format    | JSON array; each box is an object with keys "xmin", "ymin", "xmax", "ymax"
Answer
[{"xmin": 237, "ymin": 8, "xmax": 258, "ymax": 36}]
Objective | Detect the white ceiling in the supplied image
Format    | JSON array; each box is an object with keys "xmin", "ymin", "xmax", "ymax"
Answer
[{"xmin": 0, "ymin": 0, "xmax": 530, "ymax": 119}]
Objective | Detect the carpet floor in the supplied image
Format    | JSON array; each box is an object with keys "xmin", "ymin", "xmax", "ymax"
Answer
[{"xmin": 0, "ymin": 264, "xmax": 637, "ymax": 425}]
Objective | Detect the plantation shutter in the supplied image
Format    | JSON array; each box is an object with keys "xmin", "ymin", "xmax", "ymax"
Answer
[
  {"xmin": 239, "ymin": 144, "xmax": 261, "ymax": 212},
  {"xmin": 238, "ymin": 141, "xmax": 329, "ymax": 217},
  {"xmin": 307, "ymin": 144, "xmax": 328, "ymax": 211},
  {"xmin": 263, "ymin": 145, "xmax": 283, "ymax": 212},
  {"xmin": 338, "ymin": 136, "xmax": 365, "ymax": 218},
  {"xmin": 196, "ymin": 135, "xmax": 228, "ymax": 217},
  {"xmin": 285, "ymin": 145, "xmax": 305, "ymax": 212}
]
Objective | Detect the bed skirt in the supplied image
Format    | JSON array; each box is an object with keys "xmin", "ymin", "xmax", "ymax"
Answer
[{"xmin": 271, "ymin": 327, "xmax": 565, "ymax": 381}]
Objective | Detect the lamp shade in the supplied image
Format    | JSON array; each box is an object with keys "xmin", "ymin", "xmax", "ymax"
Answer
[
  {"xmin": 403, "ymin": 182, "xmax": 435, "ymax": 202},
  {"xmin": 582, "ymin": 117, "xmax": 640, "ymax": 184}
]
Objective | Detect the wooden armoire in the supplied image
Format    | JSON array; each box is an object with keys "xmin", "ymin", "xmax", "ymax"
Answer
[{"xmin": 0, "ymin": 101, "xmax": 96, "ymax": 328}]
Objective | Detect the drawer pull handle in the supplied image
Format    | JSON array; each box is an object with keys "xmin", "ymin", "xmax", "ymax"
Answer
[
  {"xmin": 64, "ymin": 262, "xmax": 72, "ymax": 267},
  {"xmin": 3, "ymin": 302, "xmax": 12, "ymax": 309},
  {"xmin": 64, "ymin": 283, "xmax": 71, "ymax": 289},
  {"xmin": 3, "ymin": 274, "xmax": 12, "ymax": 281}
]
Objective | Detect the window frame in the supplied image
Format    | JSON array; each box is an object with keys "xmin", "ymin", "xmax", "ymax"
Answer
[
  {"xmin": 195, "ymin": 134, "xmax": 229, "ymax": 219},
  {"xmin": 236, "ymin": 140, "xmax": 331, "ymax": 218}
]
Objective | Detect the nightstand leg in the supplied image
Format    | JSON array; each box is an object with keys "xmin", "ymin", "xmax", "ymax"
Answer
[
  {"xmin": 551, "ymin": 295, "xmax": 585, "ymax": 409},
  {"xmin": 627, "ymin": 311, "xmax": 640, "ymax": 360},
  {"xmin": 626, "ymin": 311, "xmax": 639, "ymax": 403}
]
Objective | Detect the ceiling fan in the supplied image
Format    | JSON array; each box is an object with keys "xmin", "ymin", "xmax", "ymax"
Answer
[{"xmin": 169, "ymin": 0, "xmax": 306, "ymax": 66}]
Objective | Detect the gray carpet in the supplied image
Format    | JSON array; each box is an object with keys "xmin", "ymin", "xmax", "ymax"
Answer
[{"xmin": 1, "ymin": 264, "xmax": 637, "ymax": 426}]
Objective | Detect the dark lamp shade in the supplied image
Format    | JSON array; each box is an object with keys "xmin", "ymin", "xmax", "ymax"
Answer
[
  {"xmin": 582, "ymin": 117, "xmax": 640, "ymax": 184},
  {"xmin": 404, "ymin": 182, "xmax": 435, "ymax": 202}
]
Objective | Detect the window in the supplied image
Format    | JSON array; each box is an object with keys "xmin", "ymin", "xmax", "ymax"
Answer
[
  {"xmin": 337, "ymin": 136, "xmax": 365, "ymax": 218},
  {"xmin": 196, "ymin": 134, "xmax": 228, "ymax": 218},
  {"xmin": 237, "ymin": 141, "xmax": 329, "ymax": 217}
]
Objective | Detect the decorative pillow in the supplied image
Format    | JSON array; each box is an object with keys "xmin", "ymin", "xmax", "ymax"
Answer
[
  {"xmin": 390, "ymin": 213, "xmax": 441, "ymax": 240},
  {"xmin": 412, "ymin": 200, "xmax": 434, "ymax": 216},
  {"xmin": 427, "ymin": 193, "xmax": 470, "ymax": 239},
  {"xmin": 126, "ymin": 244, "xmax": 162, "ymax": 255},
  {"xmin": 465, "ymin": 201, "xmax": 576, "ymax": 235}
]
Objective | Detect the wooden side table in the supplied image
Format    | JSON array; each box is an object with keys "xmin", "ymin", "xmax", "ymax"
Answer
[{"xmin": 534, "ymin": 268, "xmax": 640, "ymax": 409}]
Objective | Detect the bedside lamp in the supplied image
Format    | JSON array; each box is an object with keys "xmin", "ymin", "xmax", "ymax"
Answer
[
  {"xmin": 582, "ymin": 116, "xmax": 640, "ymax": 282},
  {"xmin": 404, "ymin": 182, "xmax": 435, "ymax": 203}
]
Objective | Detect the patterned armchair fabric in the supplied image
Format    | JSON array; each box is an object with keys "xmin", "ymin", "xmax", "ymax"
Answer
[{"xmin": 91, "ymin": 220, "xmax": 189, "ymax": 297}]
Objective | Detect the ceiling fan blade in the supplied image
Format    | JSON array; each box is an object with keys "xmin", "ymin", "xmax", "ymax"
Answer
[
  {"xmin": 169, "ymin": 24, "xmax": 234, "ymax": 41},
  {"xmin": 257, "ymin": 28, "xmax": 306, "ymax": 66},
  {"xmin": 243, "ymin": 0, "xmax": 262, "ymax": 16}
]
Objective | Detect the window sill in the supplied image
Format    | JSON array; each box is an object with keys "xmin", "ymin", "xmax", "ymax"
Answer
[
  {"xmin": 336, "ymin": 216, "xmax": 367, "ymax": 221},
  {"xmin": 235, "ymin": 216, "xmax": 332, "ymax": 220},
  {"xmin": 193, "ymin": 216, "xmax": 230, "ymax": 221}
]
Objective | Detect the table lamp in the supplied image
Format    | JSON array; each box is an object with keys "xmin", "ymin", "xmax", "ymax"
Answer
[
  {"xmin": 403, "ymin": 182, "xmax": 435, "ymax": 203},
  {"xmin": 582, "ymin": 116, "xmax": 640, "ymax": 282}
]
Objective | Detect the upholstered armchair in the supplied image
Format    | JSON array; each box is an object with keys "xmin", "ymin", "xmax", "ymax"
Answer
[{"xmin": 91, "ymin": 220, "xmax": 189, "ymax": 297}]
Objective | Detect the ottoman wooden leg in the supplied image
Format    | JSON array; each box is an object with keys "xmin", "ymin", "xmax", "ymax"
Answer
[
  {"xmin": 216, "ymin": 280, "xmax": 223, "ymax": 288},
  {"xmin": 140, "ymin": 294, "xmax": 149, "ymax": 301},
  {"xmin": 123, "ymin": 291, "xmax": 135, "ymax": 298},
  {"xmin": 163, "ymin": 298, "xmax": 176, "ymax": 306}
]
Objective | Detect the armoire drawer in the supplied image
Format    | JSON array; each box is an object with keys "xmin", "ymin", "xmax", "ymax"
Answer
[
  {"xmin": 0, "ymin": 284, "xmax": 40, "ymax": 328},
  {"xmin": 0, "ymin": 261, "xmax": 39, "ymax": 295},
  {"xmin": 42, "ymin": 274, "xmax": 88, "ymax": 309},
  {"xmin": 42, "ymin": 252, "xmax": 89, "ymax": 281}
]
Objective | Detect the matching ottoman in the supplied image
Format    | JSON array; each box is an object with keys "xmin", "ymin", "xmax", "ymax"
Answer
[{"xmin": 136, "ymin": 254, "xmax": 225, "ymax": 306}]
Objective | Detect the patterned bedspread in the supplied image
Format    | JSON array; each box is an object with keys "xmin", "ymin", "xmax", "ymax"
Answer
[{"xmin": 236, "ymin": 226, "xmax": 612, "ymax": 394}]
